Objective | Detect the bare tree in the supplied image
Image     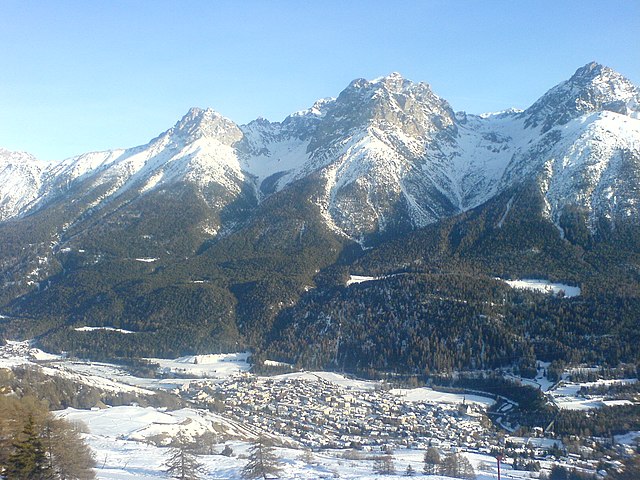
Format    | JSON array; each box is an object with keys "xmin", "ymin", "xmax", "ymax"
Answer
[
  {"xmin": 43, "ymin": 418, "xmax": 96, "ymax": 479},
  {"xmin": 373, "ymin": 454, "xmax": 396, "ymax": 475}
]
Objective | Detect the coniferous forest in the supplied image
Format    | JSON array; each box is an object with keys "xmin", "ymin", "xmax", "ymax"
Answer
[{"xmin": 0, "ymin": 184, "xmax": 639, "ymax": 380}]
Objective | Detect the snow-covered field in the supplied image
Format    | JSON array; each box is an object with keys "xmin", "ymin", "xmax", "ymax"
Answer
[
  {"xmin": 270, "ymin": 371, "xmax": 379, "ymax": 390},
  {"xmin": 389, "ymin": 387, "xmax": 495, "ymax": 407},
  {"xmin": 501, "ymin": 278, "xmax": 581, "ymax": 297},
  {"xmin": 147, "ymin": 352, "xmax": 251, "ymax": 378},
  {"xmin": 53, "ymin": 404, "xmax": 529, "ymax": 480},
  {"xmin": 0, "ymin": 339, "xmax": 64, "ymax": 367},
  {"xmin": 56, "ymin": 405, "xmax": 257, "ymax": 445},
  {"xmin": 503, "ymin": 362, "xmax": 638, "ymax": 411},
  {"xmin": 549, "ymin": 378, "xmax": 637, "ymax": 410},
  {"xmin": 614, "ymin": 431, "xmax": 640, "ymax": 446}
]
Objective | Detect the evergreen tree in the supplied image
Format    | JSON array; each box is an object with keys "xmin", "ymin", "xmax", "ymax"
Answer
[
  {"xmin": 0, "ymin": 396, "xmax": 96, "ymax": 480},
  {"xmin": 550, "ymin": 465, "xmax": 567, "ymax": 480},
  {"xmin": 163, "ymin": 435, "xmax": 205, "ymax": 480},
  {"xmin": 404, "ymin": 463, "xmax": 416, "ymax": 476},
  {"xmin": 241, "ymin": 438, "xmax": 283, "ymax": 479},
  {"xmin": 5, "ymin": 415, "xmax": 51, "ymax": 480}
]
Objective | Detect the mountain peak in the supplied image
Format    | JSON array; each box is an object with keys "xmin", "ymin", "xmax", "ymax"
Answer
[
  {"xmin": 178, "ymin": 107, "xmax": 226, "ymax": 128},
  {"xmin": 524, "ymin": 62, "xmax": 639, "ymax": 131},
  {"xmin": 171, "ymin": 107, "xmax": 242, "ymax": 145},
  {"xmin": 344, "ymin": 72, "xmax": 417, "ymax": 94},
  {"xmin": 568, "ymin": 62, "xmax": 635, "ymax": 92},
  {"xmin": 570, "ymin": 61, "xmax": 608, "ymax": 80},
  {"xmin": 371, "ymin": 71, "xmax": 406, "ymax": 86}
]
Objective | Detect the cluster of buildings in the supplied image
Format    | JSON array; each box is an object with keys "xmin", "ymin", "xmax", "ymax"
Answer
[{"xmin": 183, "ymin": 374, "xmax": 500, "ymax": 451}]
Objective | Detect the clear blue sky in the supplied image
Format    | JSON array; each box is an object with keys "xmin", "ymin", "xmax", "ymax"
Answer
[{"xmin": 1, "ymin": 0, "xmax": 638, "ymax": 161}]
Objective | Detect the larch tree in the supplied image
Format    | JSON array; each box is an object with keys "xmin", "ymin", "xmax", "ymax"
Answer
[
  {"xmin": 4, "ymin": 415, "xmax": 51, "ymax": 480},
  {"xmin": 241, "ymin": 437, "xmax": 283, "ymax": 479},
  {"xmin": 43, "ymin": 418, "xmax": 95, "ymax": 480},
  {"xmin": 163, "ymin": 434, "xmax": 206, "ymax": 480},
  {"xmin": 373, "ymin": 453, "xmax": 396, "ymax": 475},
  {"xmin": 439, "ymin": 452, "xmax": 476, "ymax": 479}
]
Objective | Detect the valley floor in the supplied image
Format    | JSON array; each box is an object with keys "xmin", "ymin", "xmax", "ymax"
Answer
[{"xmin": 2, "ymin": 340, "xmax": 637, "ymax": 479}]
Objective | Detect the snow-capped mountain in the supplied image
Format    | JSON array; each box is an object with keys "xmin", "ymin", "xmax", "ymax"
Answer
[
  {"xmin": 523, "ymin": 62, "xmax": 640, "ymax": 132},
  {"xmin": 1, "ymin": 62, "xmax": 638, "ymax": 242},
  {"xmin": 0, "ymin": 148, "xmax": 45, "ymax": 221},
  {"xmin": 502, "ymin": 62, "xmax": 640, "ymax": 230}
]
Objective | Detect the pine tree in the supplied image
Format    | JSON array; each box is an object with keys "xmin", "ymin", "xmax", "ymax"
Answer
[
  {"xmin": 5, "ymin": 415, "xmax": 51, "ymax": 480},
  {"xmin": 241, "ymin": 438, "xmax": 283, "ymax": 479},
  {"xmin": 164, "ymin": 435, "xmax": 206, "ymax": 480}
]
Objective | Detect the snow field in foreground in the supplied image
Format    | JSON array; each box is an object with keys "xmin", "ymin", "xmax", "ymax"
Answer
[{"xmin": 55, "ymin": 405, "xmax": 531, "ymax": 480}]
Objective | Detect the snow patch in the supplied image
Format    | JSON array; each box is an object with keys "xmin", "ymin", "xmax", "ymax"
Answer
[
  {"xmin": 501, "ymin": 278, "xmax": 581, "ymax": 297},
  {"xmin": 270, "ymin": 371, "xmax": 378, "ymax": 391},
  {"xmin": 346, "ymin": 275, "xmax": 379, "ymax": 285},
  {"xmin": 74, "ymin": 326, "xmax": 136, "ymax": 334},
  {"xmin": 549, "ymin": 378, "xmax": 637, "ymax": 410},
  {"xmin": 263, "ymin": 359, "xmax": 294, "ymax": 368},
  {"xmin": 497, "ymin": 195, "xmax": 514, "ymax": 228}
]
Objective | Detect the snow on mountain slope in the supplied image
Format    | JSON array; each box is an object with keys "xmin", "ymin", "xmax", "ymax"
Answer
[
  {"xmin": 523, "ymin": 62, "xmax": 640, "ymax": 132},
  {"xmin": 446, "ymin": 110, "xmax": 531, "ymax": 210},
  {"xmin": 238, "ymin": 117, "xmax": 314, "ymax": 196},
  {"xmin": 0, "ymin": 148, "xmax": 46, "ymax": 221},
  {"xmin": 535, "ymin": 111, "xmax": 640, "ymax": 229},
  {"xmin": 305, "ymin": 73, "xmax": 463, "ymax": 239},
  {"xmin": 1, "ymin": 62, "xmax": 638, "ymax": 243},
  {"xmin": 500, "ymin": 64, "xmax": 640, "ymax": 230},
  {"xmin": 39, "ymin": 108, "xmax": 247, "ymax": 212}
]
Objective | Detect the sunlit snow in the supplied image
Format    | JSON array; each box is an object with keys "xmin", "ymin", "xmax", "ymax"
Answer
[
  {"xmin": 501, "ymin": 278, "xmax": 581, "ymax": 297},
  {"xmin": 74, "ymin": 326, "xmax": 136, "ymax": 334}
]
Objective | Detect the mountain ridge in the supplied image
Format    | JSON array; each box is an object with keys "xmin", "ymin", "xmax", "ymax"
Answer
[{"xmin": 2, "ymin": 62, "xmax": 638, "ymax": 244}]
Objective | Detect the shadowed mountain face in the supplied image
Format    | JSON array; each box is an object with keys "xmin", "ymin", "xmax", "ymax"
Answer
[{"xmin": 1, "ymin": 63, "xmax": 639, "ymax": 370}]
